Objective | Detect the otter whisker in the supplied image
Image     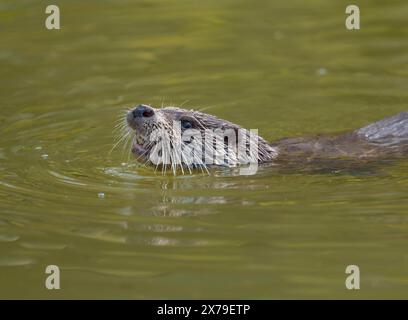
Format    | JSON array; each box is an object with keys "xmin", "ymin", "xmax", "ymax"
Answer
[
  {"xmin": 196, "ymin": 105, "xmax": 216, "ymax": 113},
  {"xmin": 180, "ymin": 100, "xmax": 190, "ymax": 107},
  {"xmin": 110, "ymin": 128, "xmax": 132, "ymax": 156}
]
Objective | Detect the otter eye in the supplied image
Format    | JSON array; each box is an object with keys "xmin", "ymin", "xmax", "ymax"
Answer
[{"xmin": 181, "ymin": 120, "xmax": 193, "ymax": 129}]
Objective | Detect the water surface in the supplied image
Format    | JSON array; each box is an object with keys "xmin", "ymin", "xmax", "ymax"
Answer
[{"xmin": 1, "ymin": 0, "xmax": 408, "ymax": 298}]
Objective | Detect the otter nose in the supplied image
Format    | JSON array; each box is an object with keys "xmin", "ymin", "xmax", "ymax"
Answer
[{"xmin": 132, "ymin": 105, "xmax": 155, "ymax": 118}]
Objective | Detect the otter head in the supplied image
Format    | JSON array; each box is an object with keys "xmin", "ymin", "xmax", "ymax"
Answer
[{"xmin": 125, "ymin": 104, "xmax": 277, "ymax": 173}]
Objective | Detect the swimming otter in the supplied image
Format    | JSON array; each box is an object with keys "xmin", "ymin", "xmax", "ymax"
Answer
[{"xmin": 123, "ymin": 104, "xmax": 408, "ymax": 173}]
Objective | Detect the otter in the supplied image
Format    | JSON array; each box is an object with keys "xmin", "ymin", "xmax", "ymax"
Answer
[{"xmin": 123, "ymin": 104, "xmax": 408, "ymax": 174}]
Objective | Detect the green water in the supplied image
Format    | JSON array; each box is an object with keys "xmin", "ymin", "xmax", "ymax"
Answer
[{"xmin": 1, "ymin": 0, "xmax": 408, "ymax": 299}]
